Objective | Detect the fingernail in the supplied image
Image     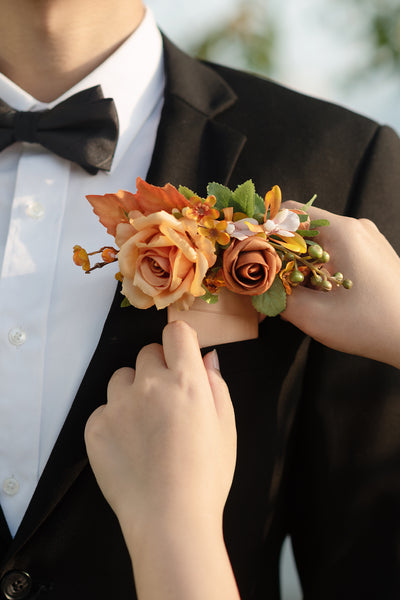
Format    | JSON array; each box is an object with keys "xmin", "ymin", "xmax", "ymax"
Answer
[{"xmin": 211, "ymin": 349, "xmax": 220, "ymax": 371}]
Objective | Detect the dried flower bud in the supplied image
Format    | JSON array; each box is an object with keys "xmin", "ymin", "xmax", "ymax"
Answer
[
  {"xmin": 73, "ymin": 245, "xmax": 90, "ymax": 271},
  {"xmin": 101, "ymin": 247, "xmax": 118, "ymax": 263}
]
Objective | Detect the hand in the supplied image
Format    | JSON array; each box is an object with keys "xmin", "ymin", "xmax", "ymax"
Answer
[
  {"xmin": 85, "ymin": 320, "xmax": 236, "ymax": 541},
  {"xmin": 85, "ymin": 321, "xmax": 240, "ymax": 600},
  {"xmin": 280, "ymin": 202, "xmax": 400, "ymax": 369}
]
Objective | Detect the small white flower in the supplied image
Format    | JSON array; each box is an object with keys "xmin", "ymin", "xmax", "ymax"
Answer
[
  {"xmin": 226, "ymin": 217, "xmax": 260, "ymax": 241},
  {"xmin": 263, "ymin": 208, "xmax": 300, "ymax": 238}
]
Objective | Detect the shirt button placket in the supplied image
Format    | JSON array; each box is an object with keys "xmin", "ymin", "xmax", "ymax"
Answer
[
  {"xmin": 25, "ymin": 201, "xmax": 45, "ymax": 220},
  {"xmin": 2, "ymin": 477, "xmax": 20, "ymax": 496},
  {"xmin": 0, "ymin": 149, "xmax": 69, "ymax": 535},
  {"xmin": 8, "ymin": 328, "xmax": 26, "ymax": 347}
]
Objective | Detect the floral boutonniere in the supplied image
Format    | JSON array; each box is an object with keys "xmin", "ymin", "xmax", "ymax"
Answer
[{"xmin": 73, "ymin": 177, "xmax": 352, "ymax": 316}]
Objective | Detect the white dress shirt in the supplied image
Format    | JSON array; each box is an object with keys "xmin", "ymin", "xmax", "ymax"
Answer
[{"xmin": 0, "ymin": 8, "xmax": 165, "ymax": 536}]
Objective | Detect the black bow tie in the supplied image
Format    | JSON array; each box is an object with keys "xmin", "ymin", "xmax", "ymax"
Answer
[{"xmin": 0, "ymin": 85, "xmax": 119, "ymax": 174}]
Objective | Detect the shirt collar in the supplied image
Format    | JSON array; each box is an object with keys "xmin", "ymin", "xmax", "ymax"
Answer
[{"xmin": 0, "ymin": 7, "xmax": 165, "ymax": 173}]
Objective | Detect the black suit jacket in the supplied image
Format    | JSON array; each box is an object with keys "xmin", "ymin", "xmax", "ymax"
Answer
[{"xmin": 0, "ymin": 37, "xmax": 399, "ymax": 600}]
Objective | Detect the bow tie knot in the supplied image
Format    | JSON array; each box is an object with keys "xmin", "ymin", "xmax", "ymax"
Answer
[
  {"xmin": 13, "ymin": 110, "xmax": 43, "ymax": 144},
  {"xmin": 0, "ymin": 85, "xmax": 119, "ymax": 174}
]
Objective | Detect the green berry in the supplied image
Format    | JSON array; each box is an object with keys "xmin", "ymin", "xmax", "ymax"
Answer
[
  {"xmin": 321, "ymin": 280, "xmax": 333, "ymax": 292},
  {"xmin": 343, "ymin": 279, "xmax": 353, "ymax": 289},
  {"xmin": 309, "ymin": 245, "xmax": 323, "ymax": 259},
  {"xmin": 321, "ymin": 251, "xmax": 330, "ymax": 263},
  {"xmin": 311, "ymin": 274, "xmax": 323, "ymax": 286},
  {"xmin": 290, "ymin": 270, "xmax": 304, "ymax": 283},
  {"xmin": 333, "ymin": 272, "xmax": 344, "ymax": 283},
  {"xmin": 285, "ymin": 252, "xmax": 294, "ymax": 261}
]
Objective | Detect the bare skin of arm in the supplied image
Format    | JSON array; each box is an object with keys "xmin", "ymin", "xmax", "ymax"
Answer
[
  {"xmin": 85, "ymin": 321, "xmax": 240, "ymax": 600},
  {"xmin": 280, "ymin": 202, "xmax": 400, "ymax": 369}
]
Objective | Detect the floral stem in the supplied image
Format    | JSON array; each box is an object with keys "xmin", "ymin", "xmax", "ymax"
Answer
[
  {"xmin": 85, "ymin": 258, "xmax": 118, "ymax": 274},
  {"xmin": 269, "ymin": 241, "xmax": 327, "ymax": 277}
]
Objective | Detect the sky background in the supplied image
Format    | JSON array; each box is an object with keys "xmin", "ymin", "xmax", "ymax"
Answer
[{"xmin": 146, "ymin": 1, "xmax": 399, "ymax": 597}]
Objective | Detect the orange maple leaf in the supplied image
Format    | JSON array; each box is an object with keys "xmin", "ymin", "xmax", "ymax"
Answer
[{"xmin": 86, "ymin": 177, "xmax": 191, "ymax": 236}]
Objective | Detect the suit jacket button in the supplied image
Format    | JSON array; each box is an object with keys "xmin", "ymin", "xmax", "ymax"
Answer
[{"xmin": 0, "ymin": 571, "xmax": 32, "ymax": 599}]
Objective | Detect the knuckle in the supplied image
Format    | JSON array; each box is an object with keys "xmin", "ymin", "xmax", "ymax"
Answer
[
  {"xmin": 281, "ymin": 200, "xmax": 302, "ymax": 210},
  {"xmin": 359, "ymin": 217, "xmax": 378, "ymax": 231},
  {"xmin": 165, "ymin": 319, "xmax": 198, "ymax": 343},
  {"xmin": 84, "ymin": 407, "xmax": 105, "ymax": 442},
  {"xmin": 135, "ymin": 343, "xmax": 163, "ymax": 368}
]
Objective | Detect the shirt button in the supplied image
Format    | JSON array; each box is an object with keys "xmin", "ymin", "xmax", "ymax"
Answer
[
  {"xmin": 25, "ymin": 201, "xmax": 45, "ymax": 219},
  {"xmin": 2, "ymin": 478, "xmax": 20, "ymax": 496},
  {"xmin": 0, "ymin": 571, "xmax": 32, "ymax": 599},
  {"xmin": 8, "ymin": 328, "xmax": 26, "ymax": 347}
]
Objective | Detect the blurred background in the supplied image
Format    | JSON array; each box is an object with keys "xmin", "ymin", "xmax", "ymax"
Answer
[
  {"xmin": 146, "ymin": 0, "xmax": 400, "ymax": 597},
  {"xmin": 148, "ymin": 0, "xmax": 399, "ymax": 132}
]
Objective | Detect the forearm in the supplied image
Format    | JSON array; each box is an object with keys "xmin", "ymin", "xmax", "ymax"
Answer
[{"xmin": 123, "ymin": 514, "xmax": 241, "ymax": 600}]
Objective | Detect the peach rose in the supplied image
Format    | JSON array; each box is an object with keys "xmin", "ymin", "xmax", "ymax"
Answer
[
  {"xmin": 117, "ymin": 211, "xmax": 216, "ymax": 310},
  {"xmin": 222, "ymin": 237, "xmax": 282, "ymax": 295}
]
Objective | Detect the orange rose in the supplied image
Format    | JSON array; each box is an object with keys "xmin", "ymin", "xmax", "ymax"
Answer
[
  {"xmin": 117, "ymin": 211, "xmax": 216, "ymax": 310},
  {"xmin": 222, "ymin": 237, "xmax": 282, "ymax": 295}
]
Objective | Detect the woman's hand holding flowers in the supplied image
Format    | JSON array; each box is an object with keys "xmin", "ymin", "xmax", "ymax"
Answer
[{"xmin": 280, "ymin": 203, "xmax": 400, "ymax": 369}]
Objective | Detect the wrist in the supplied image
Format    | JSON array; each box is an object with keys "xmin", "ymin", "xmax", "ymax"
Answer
[
  {"xmin": 122, "ymin": 513, "xmax": 239, "ymax": 600},
  {"xmin": 120, "ymin": 504, "xmax": 225, "ymax": 560}
]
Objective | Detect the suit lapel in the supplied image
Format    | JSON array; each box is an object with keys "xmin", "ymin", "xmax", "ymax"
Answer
[
  {"xmin": 5, "ymin": 36, "xmax": 247, "ymax": 558},
  {"xmin": 147, "ymin": 35, "xmax": 247, "ymax": 191}
]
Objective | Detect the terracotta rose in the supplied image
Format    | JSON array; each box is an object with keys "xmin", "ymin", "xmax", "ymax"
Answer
[{"xmin": 222, "ymin": 236, "xmax": 282, "ymax": 295}]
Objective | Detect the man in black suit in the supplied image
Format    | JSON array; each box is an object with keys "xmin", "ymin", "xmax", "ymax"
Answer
[{"xmin": 0, "ymin": 1, "xmax": 399, "ymax": 599}]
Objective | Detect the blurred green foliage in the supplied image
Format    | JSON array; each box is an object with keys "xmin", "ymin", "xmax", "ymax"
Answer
[
  {"xmin": 334, "ymin": 0, "xmax": 400, "ymax": 74},
  {"xmin": 189, "ymin": 0, "xmax": 276, "ymax": 76},
  {"xmin": 360, "ymin": 0, "xmax": 400, "ymax": 70},
  {"xmin": 190, "ymin": 0, "xmax": 399, "ymax": 81}
]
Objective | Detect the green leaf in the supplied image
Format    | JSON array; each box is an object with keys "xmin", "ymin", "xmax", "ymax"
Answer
[
  {"xmin": 251, "ymin": 277, "xmax": 287, "ymax": 316},
  {"xmin": 298, "ymin": 229, "xmax": 319, "ymax": 237},
  {"xmin": 309, "ymin": 219, "xmax": 330, "ymax": 228},
  {"xmin": 254, "ymin": 192, "xmax": 265, "ymax": 215},
  {"xmin": 232, "ymin": 180, "xmax": 255, "ymax": 217},
  {"xmin": 178, "ymin": 185, "xmax": 196, "ymax": 201},
  {"xmin": 299, "ymin": 213, "xmax": 309, "ymax": 223},
  {"xmin": 302, "ymin": 194, "xmax": 317, "ymax": 211},
  {"xmin": 207, "ymin": 182, "xmax": 233, "ymax": 211},
  {"xmin": 120, "ymin": 297, "xmax": 132, "ymax": 308},
  {"xmin": 201, "ymin": 289, "xmax": 220, "ymax": 304}
]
